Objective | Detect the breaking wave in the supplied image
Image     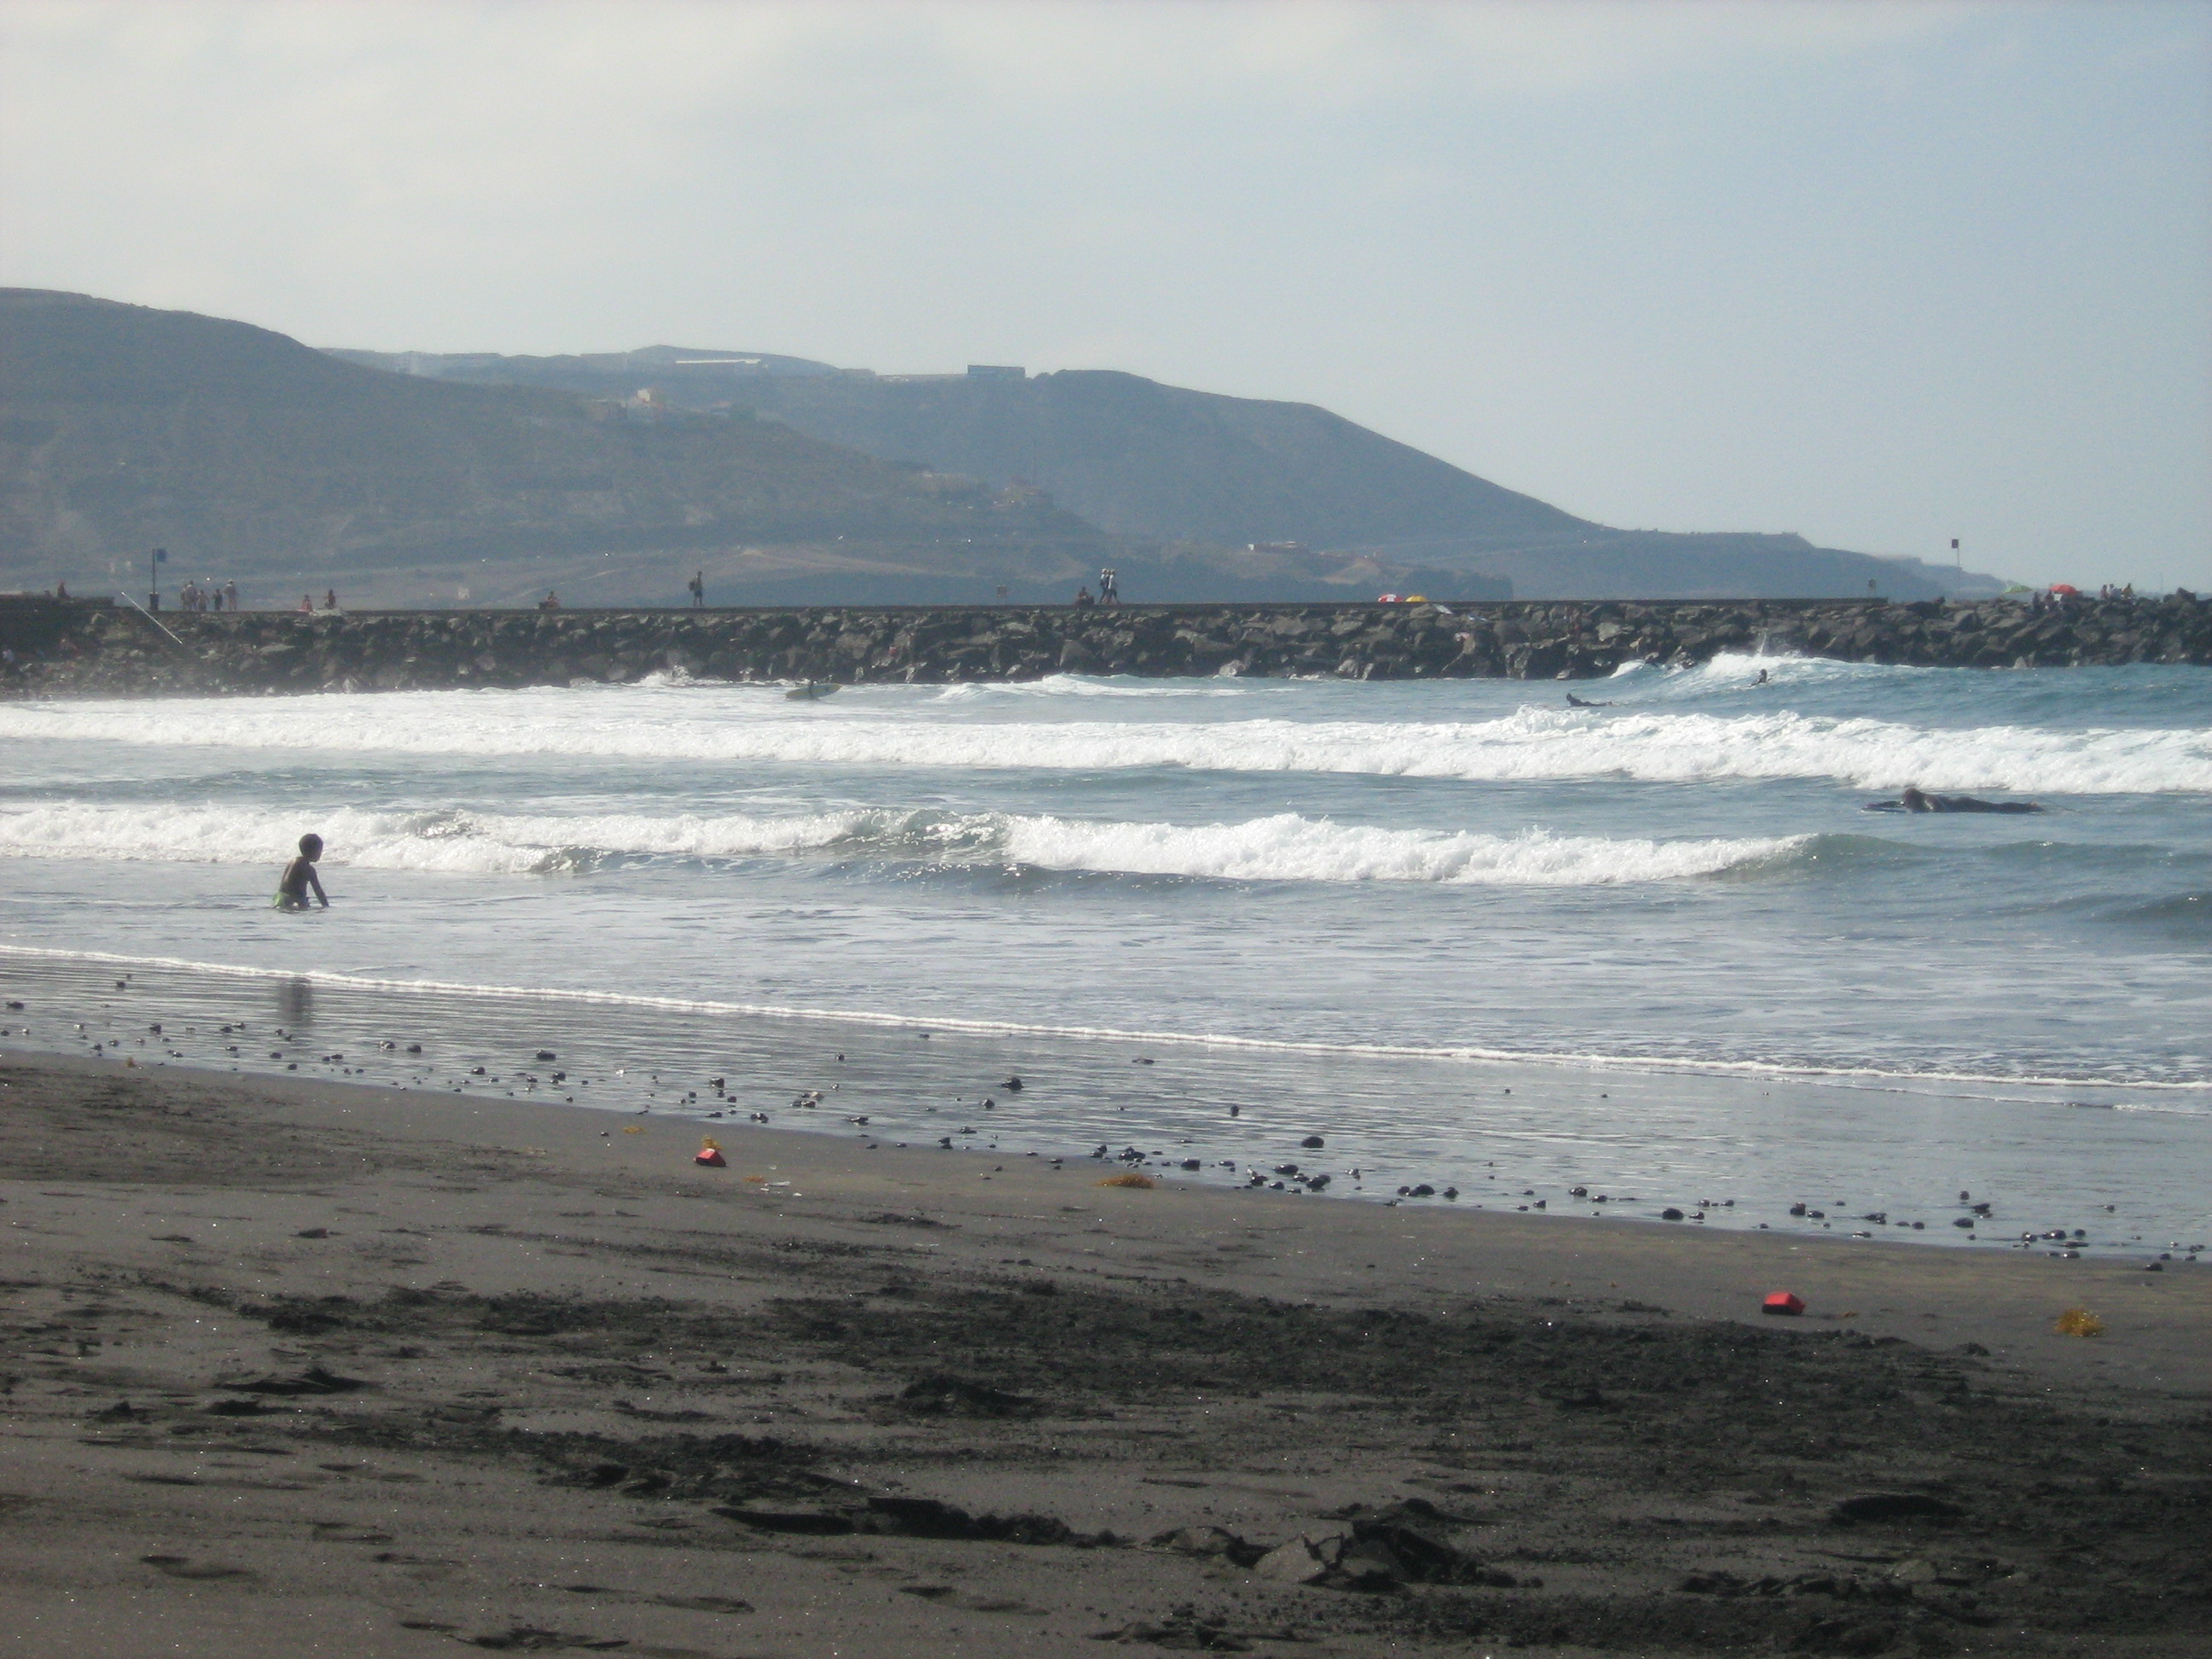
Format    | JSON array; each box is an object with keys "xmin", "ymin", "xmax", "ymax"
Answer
[
  {"xmin": 2, "ymin": 688, "xmax": 2203, "ymax": 795},
  {"xmin": 0, "ymin": 800, "xmax": 1801, "ymax": 887}
]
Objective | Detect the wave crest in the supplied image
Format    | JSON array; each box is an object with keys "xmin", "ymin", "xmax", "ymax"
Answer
[
  {"xmin": 0, "ymin": 800, "xmax": 1801, "ymax": 888},
  {"xmin": 3, "ymin": 690, "xmax": 2203, "ymax": 795}
]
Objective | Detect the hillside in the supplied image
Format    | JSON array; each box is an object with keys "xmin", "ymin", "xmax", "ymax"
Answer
[
  {"xmin": 325, "ymin": 342, "xmax": 841, "ymax": 392},
  {"xmin": 1, "ymin": 292, "xmax": 2000, "ymax": 605},
  {"xmin": 352, "ymin": 349, "xmax": 2000, "ymax": 601},
  {"xmin": 748, "ymin": 368, "xmax": 1588, "ymax": 550},
  {"xmin": 0, "ymin": 291, "xmax": 1128, "ymax": 607}
]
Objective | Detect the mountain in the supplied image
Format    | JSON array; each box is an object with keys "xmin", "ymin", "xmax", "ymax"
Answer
[
  {"xmin": 324, "ymin": 342, "xmax": 843, "ymax": 390},
  {"xmin": 0, "ymin": 291, "xmax": 2001, "ymax": 607},
  {"xmin": 730, "ymin": 370, "xmax": 2005, "ymax": 599},
  {"xmin": 347, "ymin": 348, "xmax": 2005, "ymax": 601},
  {"xmin": 0, "ymin": 291, "xmax": 1144, "ymax": 607}
]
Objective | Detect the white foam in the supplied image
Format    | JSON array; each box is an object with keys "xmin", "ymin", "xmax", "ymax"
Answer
[
  {"xmin": 0, "ymin": 799, "xmax": 1797, "ymax": 888},
  {"xmin": 1634, "ymin": 650, "xmax": 1942, "ymax": 693},
  {"xmin": 994, "ymin": 813, "xmax": 1797, "ymax": 886},
  {"xmin": 930, "ymin": 674, "xmax": 1251, "ymax": 700},
  {"xmin": 0, "ymin": 802, "xmax": 569, "ymax": 876},
  {"xmin": 3, "ymin": 685, "xmax": 2205, "ymax": 794}
]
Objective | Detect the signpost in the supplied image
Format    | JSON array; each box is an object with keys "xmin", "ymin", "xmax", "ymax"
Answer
[{"xmin": 148, "ymin": 547, "xmax": 166, "ymax": 610}]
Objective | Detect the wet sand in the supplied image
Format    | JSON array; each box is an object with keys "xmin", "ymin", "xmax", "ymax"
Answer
[{"xmin": 3, "ymin": 1051, "xmax": 2207, "ymax": 1658}]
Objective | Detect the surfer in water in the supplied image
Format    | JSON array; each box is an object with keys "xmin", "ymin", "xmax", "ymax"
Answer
[
  {"xmin": 1865, "ymin": 785, "xmax": 2045, "ymax": 815},
  {"xmin": 275, "ymin": 834, "xmax": 331, "ymax": 910},
  {"xmin": 1565, "ymin": 693, "xmax": 1611, "ymax": 708}
]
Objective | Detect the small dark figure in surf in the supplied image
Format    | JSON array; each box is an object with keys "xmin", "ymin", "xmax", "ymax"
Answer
[
  {"xmin": 1565, "ymin": 692, "xmax": 1610, "ymax": 708},
  {"xmin": 275, "ymin": 834, "xmax": 331, "ymax": 910},
  {"xmin": 1866, "ymin": 785, "xmax": 2044, "ymax": 815},
  {"xmin": 1754, "ymin": 668, "xmax": 1770, "ymax": 685}
]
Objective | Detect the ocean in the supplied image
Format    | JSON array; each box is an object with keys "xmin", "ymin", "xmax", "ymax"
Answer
[{"xmin": 3, "ymin": 651, "xmax": 2207, "ymax": 1255}]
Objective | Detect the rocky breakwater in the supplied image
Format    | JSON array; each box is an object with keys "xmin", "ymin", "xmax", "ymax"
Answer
[{"xmin": 5, "ymin": 593, "xmax": 2209, "ymax": 697}]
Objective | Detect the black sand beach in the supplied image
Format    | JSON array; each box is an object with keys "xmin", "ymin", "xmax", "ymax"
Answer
[{"xmin": 2, "ymin": 1049, "xmax": 2207, "ymax": 1658}]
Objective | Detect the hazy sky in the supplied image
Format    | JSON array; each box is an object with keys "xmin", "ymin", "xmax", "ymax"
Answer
[{"xmin": 4, "ymin": 1, "xmax": 2208, "ymax": 587}]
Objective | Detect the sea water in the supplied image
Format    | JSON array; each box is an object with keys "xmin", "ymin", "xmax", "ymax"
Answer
[{"xmin": 1, "ymin": 653, "xmax": 2206, "ymax": 1253}]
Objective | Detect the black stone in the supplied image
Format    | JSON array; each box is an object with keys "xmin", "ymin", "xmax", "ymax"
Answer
[{"xmin": 1831, "ymin": 1492, "xmax": 1965, "ymax": 1524}]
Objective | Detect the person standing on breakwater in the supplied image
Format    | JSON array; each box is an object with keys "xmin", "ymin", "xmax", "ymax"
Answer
[
  {"xmin": 274, "ymin": 834, "xmax": 331, "ymax": 911},
  {"xmin": 689, "ymin": 570, "xmax": 705, "ymax": 608}
]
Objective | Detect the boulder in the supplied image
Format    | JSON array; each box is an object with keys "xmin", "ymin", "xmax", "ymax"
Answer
[{"xmin": 1253, "ymin": 1534, "xmax": 1344, "ymax": 1586}]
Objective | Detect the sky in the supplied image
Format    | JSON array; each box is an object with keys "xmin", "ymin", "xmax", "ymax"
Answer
[{"xmin": 3, "ymin": 0, "xmax": 2208, "ymax": 589}]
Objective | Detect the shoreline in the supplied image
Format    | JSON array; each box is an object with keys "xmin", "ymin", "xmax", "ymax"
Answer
[
  {"xmin": 4, "ymin": 942, "xmax": 2206, "ymax": 1266},
  {"xmin": 15, "ymin": 939, "xmax": 2212, "ymax": 1098},
  {"xmin": 9, "ymin": 1049, "xmax": 2207, "ymax": 1390},
  {"xmin": 2, "ymin": 1051, "xmax": 2207, "ymax": 1658}
]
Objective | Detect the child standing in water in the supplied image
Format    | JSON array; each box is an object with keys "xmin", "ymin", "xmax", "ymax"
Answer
[{"xmin": 275, "ymin": 834, "xmax": 330, "ymax": 910}]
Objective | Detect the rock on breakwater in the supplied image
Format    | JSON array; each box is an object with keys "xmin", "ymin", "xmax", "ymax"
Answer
[{"xmin": 4, "ymin": 593, "xmax": 2209, "ymax": 697}]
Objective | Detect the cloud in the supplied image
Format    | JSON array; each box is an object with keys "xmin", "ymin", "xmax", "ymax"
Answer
[
  {"xmin": 2, "ymin": 0, "xmax": 2204, "ymax": 585},
  {"xmin": 0, "ymin": 0, "xmax": 1972, "ymax": 325}
]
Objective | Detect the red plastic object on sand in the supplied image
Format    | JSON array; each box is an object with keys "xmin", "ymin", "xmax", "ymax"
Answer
[
  {"xmin": 1762, "ymin": 1291, "xmax": 1805, "ymax": 1317},
  {"xmin": 695, "ymin": 1145, "xmax": 727, "ymax": 1167}
]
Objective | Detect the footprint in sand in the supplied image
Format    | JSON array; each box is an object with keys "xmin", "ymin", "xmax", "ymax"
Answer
[
  {"xmin": 142, "ymin": 1554, "xmax": 253, "ymax": 1580},
  {"xmin": 440, "ymin": 1626, "xmax": 634, "ymax": 1651},
  {"xmin": 559, "ymin": 1586, "xmax": 754, "ymax": 1617},
  {"xmin": 310, "ymin": 1520, "xmax": 395, "ymax": 1544},
  {"xmin": 896, "ymin": 1586, "xmax": 1044, "ymax": 1615},
  {"xmin": 650, "ymin": 1594, "xmax": 754, "ymax": 1615}
]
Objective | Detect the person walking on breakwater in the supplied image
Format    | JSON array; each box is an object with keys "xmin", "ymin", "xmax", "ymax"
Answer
[
  {"xmin": 689, "ymin": 570, "xmax": 705, "ymax": 608},
  {"xmin": 274, "ymin": 834, "xmax": 331, "ymax": 911}
]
